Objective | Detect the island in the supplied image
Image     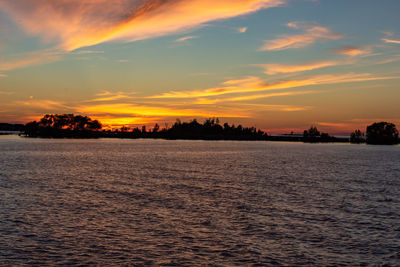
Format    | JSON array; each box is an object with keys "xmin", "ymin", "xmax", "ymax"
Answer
[{"xmin": 6, "ymin": 114, "xmax": 398, "ymax": 145}]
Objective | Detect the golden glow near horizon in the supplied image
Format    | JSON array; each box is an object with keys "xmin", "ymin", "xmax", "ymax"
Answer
[{"xmin": 0, "ymin": 0, "xmax": 400, "ymax": 133}]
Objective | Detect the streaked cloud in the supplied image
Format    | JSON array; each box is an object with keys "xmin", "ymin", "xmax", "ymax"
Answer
[
  {"xmin": 238, "ymin": 27, "xmax": 248, "ymax": 33},
  {"xmin": 316, "ymin": 118, "xmax": 400, "ymax": 133},
  {"xmin": 0, "ymin": 0, "xmax": 285, "ymax": 51},
  {"xmin": 150, "ymin": 73, "xmax": 396, "ymax": 99},
  {"xmin": 79, "ymin": 103, "xmax": 249, "ymax": 119},
  {"xmin": 194, "ymin": 90, "xmax": 315, "ymax": 104},
  {"xmin": 382, "ymin": 31, "xmax": 394, "ymax": 37},
  {"xmin": 382, "ymin": 38, "xmax": 400, "ymax": 45},
  {"xmin": 242, "ymin": 103, "xmax": 310, "ymax": 112},
  {"xmin": 175, "ymin": 35, "xmax": 198, "ymax": 42},
  {"xmin": 222, "ymin": 90, "xmax": 316, "ymax": 102},
  {"xmin": 377, "ymin": 55, "xmax": 400, "ymax": 65},
  {"xmin": 0, "ymin": 50, "xmax": 61, "ymax": 71},
  {"xmin": 84, "ymin": 91, "xmax": 136, "ymax": 102},
  {"xmin": 260, "ymin": 22, "xmax": 344, "ymax": 51},
  {"xmin": 0, "ymin": 90, "xmax": 13, "ymax": 95},
  {"xmin": 6, "ymin": 96, "xmax": 251, "ymax": 127},
  {"xmin": 260, "ymin": 61, "xmax": 338, "ymax": 75},
  {"xmin": 15, "ymin": 99, "xmax": 74, "ymax": 111},
  {"xmin": 68, "ymin": 50, "xmax": 104, "ymax": 55},
  {"xmin": 333, "ymin": 46, "xmax": 373, "ymax": 57}
]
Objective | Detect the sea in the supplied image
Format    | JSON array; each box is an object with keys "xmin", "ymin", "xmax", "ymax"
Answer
[{"xmin": 0, "ymin": 135, "xmax": 399, "ymax": 266}]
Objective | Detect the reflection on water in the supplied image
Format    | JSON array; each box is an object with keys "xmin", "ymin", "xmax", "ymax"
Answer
[{"xmin": 0, "ymin": 136, "xmax": 399, "ymax": 265}]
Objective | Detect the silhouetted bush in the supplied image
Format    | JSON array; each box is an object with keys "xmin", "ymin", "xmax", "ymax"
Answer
[
  {"xmin": 303, "ymin": 126, "xmax": 320, "ymax": 142},
  {"xmin": 303, "ymin": 126, "xmax": 336, "ymax": 143},
  {"xmin": 350, "ymin": 129, "xmax": 365, "ymax": 144},
  {"xmin": 366, "ymin": 122, "xmax": 399, "ymax": 145}
]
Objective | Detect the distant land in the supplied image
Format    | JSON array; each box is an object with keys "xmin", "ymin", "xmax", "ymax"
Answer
[
  {"xmin": 0, "ymin": 123, "xmax": 25, "ymax": 133},
  {"xmin": 1, "ymin": 114, "xmax": 399, "ymax": 145}
]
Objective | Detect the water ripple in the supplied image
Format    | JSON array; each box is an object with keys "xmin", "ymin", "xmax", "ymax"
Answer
[{"xmin": 0, "ymin": 137, "xmax": 399, "ymax": 265}]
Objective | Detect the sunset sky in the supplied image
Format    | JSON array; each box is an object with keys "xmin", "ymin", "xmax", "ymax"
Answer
[{"xmin": 0, "ymin": 0, "xmax": 399, "ymax": 133}]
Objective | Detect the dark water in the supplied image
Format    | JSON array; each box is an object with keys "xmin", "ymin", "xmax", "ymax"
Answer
[{"xmin": 0, "ymin": 136, "xmax": 399, "ymax": 266}]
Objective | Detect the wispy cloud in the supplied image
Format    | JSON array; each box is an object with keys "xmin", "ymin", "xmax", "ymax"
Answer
[
  {"xmin": 381, "ymin": 31, "xmax": 400, "ymax": 44},
  {"xmin": 150, "ymin": 73, "xmax": 396, "ymax": 99},
  {"xmin": 79, "ymin": 103, "xmax": 249, "ymax": 119},
  {"xmin": 316, "ymin": 118, "xmax": 400, "ymax": 133},
  {"xmin": 5, "ymin": 95, "xmax": 250, "ymax": 126},
  {"xmin": 260, "ymin": 22, "xmax": 344, "ymax": 51},
  {"xmin": 0, "ymin": 73, "xmax": 7, "ymax": 77},
  {"xmin": 0, "ymin": 90, "xmax": 13, "ymax": 95},
  {"xmin": 242, "ymin": 103, "xmax": 310, "ymax": 112},
  {"xmin": 15, "ymin": 99, "xmax": 74, "ymax": 111},
  {"xmin": 0, "ymin": 50, "xmax": 61, "ymax": 71},
  {"xmin": 259, "ymin": 61, "xmax": 338, "ymax": 75},
  {"xmin": 194, "ymin": 90, "xmax": 316, "ymax": 104},
  {"xmin": 222, "ymin": 90, "xmax": 316, "ymax": 102},
  {"xmin": 333, "ymin": 46, "xmax": 373, "ymax": 57},
  {"xmin": 382, "ymin": 38, "xmax": 400, "ymax": 44},
  {"xmin": 175, "ymin": 35, "xmax": 198, "ymax": 42},
  {"xmin": 0, "ymin": 0, "xmax": 285, "ymax": 51},
  {"xmin": 377, "ymin": 55, "xmax": 400, "ymax": 65},
  {"xmin": 238, "ymin": 27, "xmax": 248, "ymax": 33},
  {"xmin": 68, "ymin": 50, "xmax": 104, "ymax": 55},
  {"xmin": 84, "ymin": 91, "xmax": 136, "ymax": 102}
]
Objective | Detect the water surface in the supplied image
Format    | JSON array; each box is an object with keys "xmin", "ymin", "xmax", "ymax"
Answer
[{"xmin": 1, "ymin": 136, "xmax": 399, "ymax": 265}]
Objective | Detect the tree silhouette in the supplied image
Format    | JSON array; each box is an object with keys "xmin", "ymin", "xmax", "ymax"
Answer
[
  {"xmin": 366, "ymin": 122, "xmax": 399, "ymax": 145},
  {"xmin": 350, "ymin": 129, "xmax": 364, "ymax": 144},
  {"xmin": 24, "ymin": 114, "xmax": 101, "ymax": 137},
  {"xmin": 153, "ymin": 123, "xmax": 160, "ymax": 133},
  {"xmin": 303, "ymin": 126, "xmax": 320, "ymax": 142},
  {"xmin": 303, "ymin": 126, "xmax": 335, "ymax": 143}
]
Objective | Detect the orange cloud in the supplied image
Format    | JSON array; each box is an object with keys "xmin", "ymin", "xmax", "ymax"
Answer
[
  {"xmin": 150, "ymin": 73, "xmax": 397, "ymax": 99},
  {"xmin": 0, "ymin": 0, "xmax": 285, "ymax": 51},
  {"xmin": 238, "ymin": 27, "xmax": 248, "ymax": 33},
  {"xmin": 260, "ymin": 22, "xmax": 344, "ymax": 51},
  {"xmin": 195, "ymin": 90, "xmax": 316, "ymax": 104},
  {"xmin": 79, "ymin": 103, "xmax": 249, "ymax": 118},
  {"xmin": 260, "ymin": 61, "xmax": 338, "ymax": 74},
  {"xmin": 382, "ymin": 38, "xmax": 400, "ymax": 44},
  {"xmin": 333, "ymin": 46, "xmax": 373, "ymax": 57},
  {"xmin": 239, "ymin": 103, "xmax": 310, "ymax": 112},
  {"xmin": 5, "ymin": 95, "xmax": 252, "ymax": 126},
  {"xmin": 222, "ymin": 90, "xmax": 316, "ymax": 102},
  {"xmin": 93, "ymin": 116, "xmax": 159, "ymax": 129},
  {"xmin": 84, "ymin": 91, "xmax": 136, "ymax": 102},
  {"xmin": 15, "ymin": 100, "xmax": 73, "ymax": 111}
]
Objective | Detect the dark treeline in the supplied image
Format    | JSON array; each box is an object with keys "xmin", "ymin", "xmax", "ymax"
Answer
[
  {"xmin": 19, "ymin": 114, "xmax": 400, "ymax": 145},
  {"xmin": 0, "ymin": 123, "xmax": 25, "ymax": 132},
  {"xmin": 23, "ymin": 115, "xmax": 268, "ymax": 140}
]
